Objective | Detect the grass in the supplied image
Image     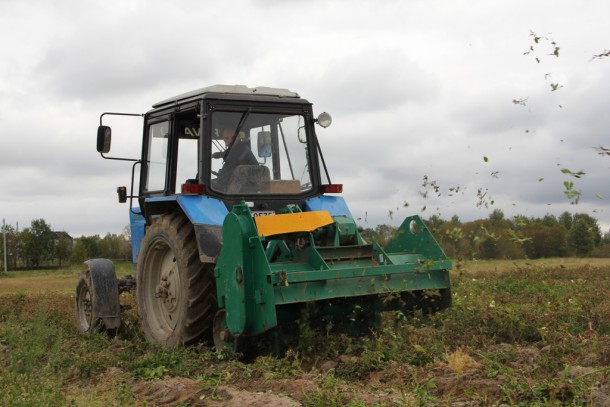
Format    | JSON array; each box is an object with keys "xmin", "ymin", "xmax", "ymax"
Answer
[
  {"xmin": 1, "ymin": 258, "xmax": 610, "ymax": 405},
  {"xmin": 457, "ymin": 257, "xmax": 610, "ymax": 275},
  {"xmin": 0, "ymin": 262, "xmax": 135, "ymax": 294}
]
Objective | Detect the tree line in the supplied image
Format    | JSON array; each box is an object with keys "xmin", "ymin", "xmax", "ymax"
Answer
[
  {"xmin": 362, "ymin": 210, "xmax": 610, "ymax": 260},
  {"xmin": 1, "ymin": 218, "xmax": 131, "ymax": 270},
  {"xmin": 2, "ymin": 211, "xmax": 608, "ymax": 270}
]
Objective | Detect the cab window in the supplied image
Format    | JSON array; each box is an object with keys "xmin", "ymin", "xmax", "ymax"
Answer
[{"xmin": 210, "ymin": 111, "xmax": 313, "ymax": 195}]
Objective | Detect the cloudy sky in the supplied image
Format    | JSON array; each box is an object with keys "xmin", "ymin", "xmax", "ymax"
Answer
[{"xmin": 1, "ymin": 0, "xmax": 609, "ymax": 237}]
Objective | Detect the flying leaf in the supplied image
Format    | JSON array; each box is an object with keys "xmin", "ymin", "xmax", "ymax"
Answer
[
  {"xmin": 594, "ymin": 146, "xmax": 610, "ymax": 157},
  {"xmin": 592, "ymin": 49, "xmax": 610, "ymax": 60},
  {"xmin": 512, "ymin": 97, "xmax": 528, "ymax": 106},
  {"xmin": 551, "ymin": 46, "xmax": 560, "ymax": 57},
  {"xmin": 561, "ymin": 168, "xmax": 585, "ymax": 178},
  {"xmin": 483, "ymin": 156, "xmax": 489, "ymax": 162},
  {"xmin": 563, "ymin": 181, "xmax": 581, "ymax": 204}
]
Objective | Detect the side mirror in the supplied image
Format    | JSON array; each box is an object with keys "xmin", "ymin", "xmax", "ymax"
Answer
[
  {"xmin": 257, "ymin": 131, "xmax": 272, "ymax": 158},
  {"xmin": 97, "ymin": 125, "xmax": 112, "ymax": 153}
]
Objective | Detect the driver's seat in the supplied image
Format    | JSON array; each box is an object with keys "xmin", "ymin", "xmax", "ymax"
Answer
[{"xmin": 226, "ymin": 165, "xmax": 271, "ymax": 194}]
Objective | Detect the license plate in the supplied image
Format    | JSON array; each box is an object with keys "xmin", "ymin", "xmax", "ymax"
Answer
[{"xmin": 252, "ymin": 210, "xmax": 275, "ymax": 217}]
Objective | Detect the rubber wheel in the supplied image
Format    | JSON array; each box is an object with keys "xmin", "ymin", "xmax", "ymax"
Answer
[
  {"xmin": 75, "ymin": 272, "xmax": 101, "ymax": 334},
  {"xmin": 137, "ymin": 212, "xmax": 217, "ymax": 346}
]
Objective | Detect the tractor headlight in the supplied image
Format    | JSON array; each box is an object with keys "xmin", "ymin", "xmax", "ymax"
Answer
[{"xmin": 316, "ymin": 112, "xmax": 332, "ymax": 128}]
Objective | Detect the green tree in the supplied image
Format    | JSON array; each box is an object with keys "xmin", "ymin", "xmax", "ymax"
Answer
[
  {"xmin": 540, "ymin": 214, "xmax": 558, "ymax": 227},
  {"xmin": 55, "ymin": 234, "xmax": 73, "ymax": 268},
  {"xmin": 71, "ymin": 241, "xmax": 88, "ymax": 264},
  {"xmin": 99, "ymin": 233, "xmax": 131, "ymax": 260},
  {"xmin": 77, "ymin": 235, "xmax": 102, "ymax": 258},
  {"xmin": 488, "ymin": 209, "xmax": 505, "ymax": 225},
  {"xmin": 524, "ymin": 223, "xmax": 569, "ymax": 258},
  {"xmin": 121, "ymin": 224, "xmax": 133, "ymax": 261},
  {"xmin": 558, "ymin": 211, "xmax": 573, "ymax": 230},
  {"xmin": 426, "ymin": 214, "xmax": 445, "ymax": 231},
  {"xmin": 21, "ymin": 219, "xmax": 54, "ymax": 268},
  {"xmin": 573, "ymin": 213, "xmax": 602, "ymax": 246},
  {"xmin": 374, "ymin": 224, "xmax": 397, "ymax": 246},
  {"xmin": 569, "ymin": 218, "xmax": 595, "ymax": 256}
]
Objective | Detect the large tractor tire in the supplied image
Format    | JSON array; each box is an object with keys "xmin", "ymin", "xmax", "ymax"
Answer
[{"xmin": 137, "ymin": 213, "xmax": 217, "ymax": 347}]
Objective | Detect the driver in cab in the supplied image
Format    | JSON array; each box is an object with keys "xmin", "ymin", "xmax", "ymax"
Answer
[{"xmin": 214, "ymin": 127, "xmax": 258, "ymax": 191}]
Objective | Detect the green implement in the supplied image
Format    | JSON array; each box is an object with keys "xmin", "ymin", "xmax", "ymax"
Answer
[{"xmin": 214, "ymin": 203, "xmax": 451, "ymax": 345}]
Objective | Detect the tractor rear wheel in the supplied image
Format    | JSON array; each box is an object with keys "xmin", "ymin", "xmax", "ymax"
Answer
[{"xmin": 137, "ymin": 213, "xmax": 217, "ymax": 346}]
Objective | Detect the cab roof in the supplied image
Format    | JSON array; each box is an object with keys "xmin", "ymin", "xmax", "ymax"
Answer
[{"xmin": 152, "ymin": 85, "xmax": 300, "ymax": 108}]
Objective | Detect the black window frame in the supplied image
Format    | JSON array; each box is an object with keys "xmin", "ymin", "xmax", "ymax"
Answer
[{"xmin": 202, "ymin": 99, "xmax": 322, "ymax": 201}]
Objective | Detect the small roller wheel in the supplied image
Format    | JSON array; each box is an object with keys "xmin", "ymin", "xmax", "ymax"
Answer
[
  {"xmin": 75, "ymin": 272, "xmax": 100, "ymax": 334},
  {"xmin": 75, "ymin": 259, "xmax": 121, "ymax": 335}
]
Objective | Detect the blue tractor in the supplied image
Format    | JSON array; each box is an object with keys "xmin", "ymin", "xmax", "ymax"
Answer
[{"xmin": 74, "ymin": 85, "xmax": 451, "ymax": 350}]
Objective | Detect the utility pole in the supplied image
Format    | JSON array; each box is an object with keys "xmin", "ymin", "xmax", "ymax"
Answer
[{"xmin": 3, "ymin": 219, "xmax": 7, "ymax": 273}]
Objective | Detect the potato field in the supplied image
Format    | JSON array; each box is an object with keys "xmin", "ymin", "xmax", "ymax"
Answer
[{"xmin": 1, "ymin": 259, "xmax": 609, "ymax": 406}]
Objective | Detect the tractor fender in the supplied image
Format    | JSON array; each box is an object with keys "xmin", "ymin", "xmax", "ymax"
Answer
[
  {"xmin": 84, "ymin": 258, "xmax": 121, "ymax": 330},
  {"xmin": 304, "ymin": 195, "xmax": 353, "ymax": 218},
  {"xmin": 176, "ymin": 195, "xmax": 229, "ymax": 262},
  {"xmin": 138, "ymin": 195, "xmax": 229, "ymax": 263},
  {"xmin": 129, "ymin": 209, "xmax": 146, "ymax": 264}
]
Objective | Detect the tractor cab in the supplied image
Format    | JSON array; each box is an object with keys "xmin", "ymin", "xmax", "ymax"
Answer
[
  {"xmin": 97, "ymin": 85, "xmax": 344, "ymax": 265},
  {"xmin": 136, "ymin": 85, "xmax": 337, "ymax": 219}
]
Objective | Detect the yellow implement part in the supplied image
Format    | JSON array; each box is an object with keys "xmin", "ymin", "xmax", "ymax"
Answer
[{"xmin": 254, "ymin": 211, "xmax": 334, "ymax": 237}]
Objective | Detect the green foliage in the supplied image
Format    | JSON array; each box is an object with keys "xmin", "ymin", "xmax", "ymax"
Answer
[
  {"xmin": 0, "ymin": 300, "xmax": 75, "ymax": 405},
  {"xmin": 2, "ymin": 219, "xmax": 132, "ymax": 269},
  {"xmin": 561, "ymin": 168, "xmax": 586, "ymax": 178},
  {"xmin": 21, "ymin": 219, "xmax": 55, "ymax": 268},
  {"xmin": 563, "ymin": 181, "xmax": 582, "ymax": 204},
  {"xmin": 302, "ymin": 374, "xmax": 367, "ymax": 407},
  {"xmin": 71, "ymin": 232, "xmax": 131, "ymax": 263},
  {"xmin": 54, "ymin": 234, "xmax": 72, "ymax": 267},
  {"xmin": 71, "ymin": 240, "xmax": 89, "ymax": 263},
  {"xmin": 523, "ymin": 223, "xmax": 569, "ymax": 258},
  {"xmin": 359, "ymin": 224, "xmax": 397, "ymax": 247},
  {"xmin": 570, "ymin": 218, "xmax": 596, "ymax": 256},
  {"xmin": 421, "ymin": 211, "xmax": 604, "ymax": 260}
]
